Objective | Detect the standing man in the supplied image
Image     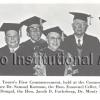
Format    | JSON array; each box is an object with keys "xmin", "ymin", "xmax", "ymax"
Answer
[
  {"xmin": 0, "ymin": 23, "xmax": 22, "ymax": 75},
  {"xmin": 19, "ymin": 16, "xmax": 47, "ymax": 75},
  {"xmin": 63, "ymin": 12, "xmax": 100, "ymax": 76},
  {"xmin": 20, "ymin": 16, "xmax": 47, "ymax": 53},
  {"xmin": 34, "ymin": 26, "xmax": 73, "ymax": 76}
]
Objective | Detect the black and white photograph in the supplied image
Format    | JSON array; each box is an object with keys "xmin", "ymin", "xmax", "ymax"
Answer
[
  {"xmin": 0, "ymin": 4, "xmax": 100, "ymax": 76},
  {"xmin": 1, "ymin": 0, "xmax": 100, "ymax": 100}
]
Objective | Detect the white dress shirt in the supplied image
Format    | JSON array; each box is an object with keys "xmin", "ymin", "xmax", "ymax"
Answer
[
  {"xmin": 9, "ymin": 46, "xmax": 19, "ymax": 53},
  {"xmin": 30, "ymin": 39, "xmax": 36, "ymax": 43},
  {"xmin": 74, "ymin": 35, "xmax": 84, "ymax": 46}
]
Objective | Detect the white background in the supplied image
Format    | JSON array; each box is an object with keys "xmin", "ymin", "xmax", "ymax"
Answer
[
  {"xmin": 0, "ymin": 3, "xmax": 100, "ymax": 47},
  {"xmin": 0, "ymin": 0, "xmax": 100, "ymax": 100}
]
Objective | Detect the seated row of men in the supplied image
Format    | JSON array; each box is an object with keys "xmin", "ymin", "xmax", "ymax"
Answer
[{"xmin": 0, "ymin": 12, "xmax": 100, "ymax": 76}]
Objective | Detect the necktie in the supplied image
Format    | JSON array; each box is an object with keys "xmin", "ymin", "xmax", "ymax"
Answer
[
  {"xmin": 10, "ymin": 49, "xmax": 14, "ymax": 53},
  {"xmin": 78, "ymin": 39, "xmax": 81, "ymax": 47},
  {"xmin": 77, "ymin": 39, "xmax": 82, "ymax": 56}
]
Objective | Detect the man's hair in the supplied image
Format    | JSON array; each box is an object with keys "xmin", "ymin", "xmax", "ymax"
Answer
[
  {"xmin": 26, "ymin": 25, "xmax": 43, "ymax": 33},
  {"xmin": 5, "ymin": 30, "xmax": 19, "ymax": 35}
]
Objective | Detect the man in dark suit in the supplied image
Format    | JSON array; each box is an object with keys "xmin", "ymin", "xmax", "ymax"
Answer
[
  {"xmin": 18, "ymin": 16, "xmax": 47, "ymax": 75},
  {"xmin": 0, "ymin": 23, "xmax": 23, "ymax": 75},
  {"xmin": 33, "ymin": 26, "xmax": 73, "ymax": 76},
  {"xmin": 62, "ymin": 12, "xmax": 100, "ymax": 76},
  {"xmin": 20, "ymin": 16, "xmax": 47, "ymax": 52}
]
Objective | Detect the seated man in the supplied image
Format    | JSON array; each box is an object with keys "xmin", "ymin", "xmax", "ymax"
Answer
[{"xmin": 33, "ymin": 26, "xmax": 74, "ymax": 76}]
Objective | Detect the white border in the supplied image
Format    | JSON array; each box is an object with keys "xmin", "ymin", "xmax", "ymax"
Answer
[{"xmin": 0, "ymin": 0, "xmax": 100, "ymax": 4}]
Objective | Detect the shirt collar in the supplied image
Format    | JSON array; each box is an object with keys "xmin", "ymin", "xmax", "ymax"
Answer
[
  {"xmin": 48, "ymin": 46, "xmax": 57, "ymax": 52},
  {"xmin": 9, "ymin": 45, "xmax": 19, "ymax": 53},
  {"xmin": 74, "ymin": 34, "xmax": 84, "ymax": 46},
  {"xmin": 30, "ymin": 39, "xmax": 36, "ymax": 43},
  {"xmin": 30, "ymin": 38, "xmax": 42, "ymax": 43}
]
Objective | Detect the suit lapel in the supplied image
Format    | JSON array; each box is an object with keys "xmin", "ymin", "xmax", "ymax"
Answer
[
  {"xmin": 82, "ymin": 34, "xmax": 87, "ymax": 48},
  {"xmin": 72, "ymin": 34, "xmax": 87, "ymax": 56},
  {"xmin": 82, "ymin": 34, "xmax": 88, "ymax": 55},
  {"xmin": 72, "ymin": 35, "xmax": 77, "ymax": 47},
  {"xmin": 71, "ymin": 35, "xmax": 78, "ymax": 56}
]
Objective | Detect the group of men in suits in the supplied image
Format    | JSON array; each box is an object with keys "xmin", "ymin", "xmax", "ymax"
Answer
[
  {"xmin": 0, "ymin": 16, "xmax": 47, "ymax": 76},
  {"xmin": 0, "ymin": 12, "xmax": 100, "ymax": 76}
]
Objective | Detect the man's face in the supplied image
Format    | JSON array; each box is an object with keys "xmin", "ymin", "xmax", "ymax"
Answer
[
  {"xmin": 28, "ymin": 24, "xmax": 42, "ymax": 41},
  {"xmin": 72, "ymin": 19, "xmax": 88, "ymax": 37},
  {"xmin": 47, "ymin": 32, "xmax": 61, "ymax": 51},
  {"xmin": 5, "ymin": 30, "xmax": 20, "ymax": 48}
]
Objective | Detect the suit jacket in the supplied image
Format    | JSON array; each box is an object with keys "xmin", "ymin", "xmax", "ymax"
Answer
[
  {"xmin": 40, "ymin": 47, "xmax": 65, "ymax": 76},
  {"xmin": 62, "ymin": 34, "xmax": 100, "ymax": 76},
  {"xmin": 21, "ymin": 39, "xmax": 47, "ymax": 54},
  {"xmin": 0, "ymin": 39, "xmax": 47, "ymax": 76},
  {"xmin": 0, "ymin": 45, "xmax": 25, "ymax": 76},
  {"xmin": 18, "ymin": 39, "xmax": 47, "ymax": 75}
]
